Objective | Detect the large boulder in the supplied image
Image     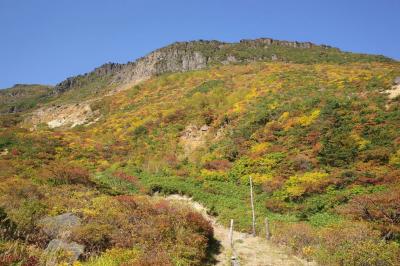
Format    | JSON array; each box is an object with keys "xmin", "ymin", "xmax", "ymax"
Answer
[
  {"xmin": 45, "ymin": 239, "xmax": 84, "ymax": 265},
  {"xmin": 39, "ymin": 213, "xmax": 81, "ymax": 239}
]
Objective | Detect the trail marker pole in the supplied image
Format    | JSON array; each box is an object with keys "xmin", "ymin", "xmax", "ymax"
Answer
[
  {"xmin": 229, "ymin": 219, "xmax": 240, "ymax": 265},
  {"xmin": 265, "ymin": 217, "xmax": 271, "ymax": 240},
  {"xmin": 229, "ymin": 219, "xmax": 234, "ymax": 247},
  {"xmin": 249, "ymin": 176, "xmax": 256, "ymax": 237}
]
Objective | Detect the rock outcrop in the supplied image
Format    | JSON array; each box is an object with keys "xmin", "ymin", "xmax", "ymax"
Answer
[
  {"xmin": 39, "ymin": 213, "xmax": 81, "ymax": 239},
  {"xmin": 26, "ymin": 102, "xmax": 99, "ymax": 129},
  {"xmin": 39, "ymin": 213, "xmax": 84, "ymax": 265},
  {"xmin": 45, "ymin": 239, "xmax": 84, "ymax": 265},
  {"xmin": 14, "ymin": 38, "xmax": 392, "ymax": 128},
  {"xmin": 180, "ymin": 124, "xmax": 211, "ymax": 155},
  {"xmin": 51, "ymin": 38, "xmax": 335, "ymax": 95}
]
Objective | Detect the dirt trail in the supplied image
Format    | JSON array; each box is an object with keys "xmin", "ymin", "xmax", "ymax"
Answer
[{"xmin": 166, "ymin": 195, "xmax": 316, "ymax": 266}]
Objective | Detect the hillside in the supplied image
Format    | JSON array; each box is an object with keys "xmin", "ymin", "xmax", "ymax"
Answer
[
  {"xmin": 0, "ymin": 84, "xmax": 53, "ymax": 113},
  {"xmin": 1, "ymin": 38, "xmax": 392, "ymax": 114},
  {"xmin": 1, "ymin": 38, "xmax": 400, "ymax": 265}
]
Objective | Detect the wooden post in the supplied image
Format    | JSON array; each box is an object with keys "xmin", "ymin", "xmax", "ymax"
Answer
[
  {"xmin": 231, "ymin": 255, "xmax": 240, "ymax": 266},
  {"xmin": 265, "ymin": 217, "xmax": 271, "ymax": 240},
  {"xmin": 229, "ymin": 219, "xmax": 234, "ymax": 248},
  {"xmin": 249, "ymin": 176, "xmax": 256, "ymax": 236}
]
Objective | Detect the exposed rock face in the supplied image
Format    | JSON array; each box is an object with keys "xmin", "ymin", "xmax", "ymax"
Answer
[
  {"xmin": 239, "ymin": 37, "xmax": 320, "ymax": 49},
  {"xmin": 381, "ymin": 77, "xmax": 400, "ymax": 105},
  {"xmin": 45, "ymin": 239, "xmax": 84, "ymax": 265},
  {"xmin": 52, "ymin": 38, "xmax": 332, "ymax": 95},
  {"xmin": 0, "ymin": 149, "xmax": 8, "ymax": 156},
  {"xmin": 110, "ymin": 48, "xmax": 207, "ymax": 85},
  {"xmin": 180, "ymin": 124, "xmax": 210, "ymax": 155},
  {"xmin": 20, "ymin": 37, "xmax": 391, "ymax": 128},
  {"xmin": 40, "ymin": 213, "xmax": 84, "ymax": 265},
  {"xmin": 39, "ymin": 213, "xmax": 81, "ymax": 239},
  {"xmin": 386, "ymin": 83, "xmax": 400, "ymax": 99},
  {"xmin": 26, "ymin": 102, "xmax": 99, "ymax": 129}
]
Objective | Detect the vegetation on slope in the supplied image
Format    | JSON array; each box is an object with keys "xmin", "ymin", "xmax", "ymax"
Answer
[
  {"xmin": 169, "ymin": 39, "xmax": 392, "ymax": 65},
  {"xmin": 1, "ymin": 38, "xmax": 393, "ymax": 114},
  {"xmin": 0, "ymin": 84, "xmax": 53, "ymax": 113},
  {"xmin": 1, "ymin": 55, "xmax": 400, "ymax": 265}
]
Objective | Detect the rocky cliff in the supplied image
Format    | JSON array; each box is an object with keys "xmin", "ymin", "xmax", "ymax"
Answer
[
  {"xmin": 2, "ymin": 37, "xmax": 392, "ymax": 116},
  {"xmin": 52, "ymin": 38, "xmax": 390, "ymax": 95}
]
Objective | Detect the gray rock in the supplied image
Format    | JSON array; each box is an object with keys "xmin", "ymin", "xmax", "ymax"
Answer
[
  {"xmin": 45, "ymin": 239, "xmax": 84, "ymax": 265},
  {"xmin": 39, "ymin": 213, "xmax": 81, "ymax": 239},
  {"xmin": 394, "ymin": 77, "xmax": 400, "ymax": 85},
  {"xmin": 51, "ymin": 38, "xmax": 329, "ymax": 95},
  {"xmin": 200, "ymin": 125, "xmax": 210, "ymax": 131}
]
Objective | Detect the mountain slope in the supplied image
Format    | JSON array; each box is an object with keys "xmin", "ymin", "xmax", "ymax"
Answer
[
  {"xmin": 1, "ymin": 38, "xmax": 400, "ymax": 265},
  {"xmin": 0, "ymin": 84, "xmax": 53, "ymax": 113},
  {"xmin": 15, "ymin": 38, "xmax": 395, "ymax": 129},
  {"xmin": 51, "ymin": 38, "xmax": 393, "ymax": 100},
  {"xmin": 4, "ymin": 37, "xmax": 392, "ymax": 114}
]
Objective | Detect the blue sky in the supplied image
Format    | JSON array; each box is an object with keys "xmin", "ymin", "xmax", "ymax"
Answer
[{"xmin": 0, "ymin": 0, "xmax": 399, "ymax": 89}]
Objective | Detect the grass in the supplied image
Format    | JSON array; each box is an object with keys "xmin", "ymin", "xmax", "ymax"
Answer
[{"xmin": 97, "ymin": 167, "xmax": 298, "ymax": 233}]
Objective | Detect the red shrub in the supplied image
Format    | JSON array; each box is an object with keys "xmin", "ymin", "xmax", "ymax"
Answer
[
  {"xmin": 305, "ymin": 130, "xmax": 320, "ymax": 145},
  {"xmin": 185, "ymin": 211, "xmax": 213, "ymax": 238},
  {"xmin": 165, "ymin": 154, "xmax": 179, "ymax": 168},
  {"xmin": 153, "ymin": 200, "xmax": 172, "ymax": 214},
  {"xmin": 262, "ymin": 176, "xmax": 285, "ymax": 193},
  {"xmin": 115, "ymin": 195, "xmax": 138, "ymax": 209},
  {"xmin": 204, "ymin": 159, "xmax": 231, "ymax": 171},
  {"xmin": 113, "ymin": 172, "xmax": 139, "ymax": 186},
  {"xmin": 49, "ymin": 163, "xmax": 92, "ymax": 185},
  {"xmin": 265, "ymin": 198, "xmax": 291, "ymax": 213},
  {"xmin": 130, "ymin": 249, "xmax": 173, "ymax": 266},
  {"xmin": 11, "ymin": 148, "xmax": 19, "ymax": 156},
  {"xmin": 0, "ymin": 255, "xmax": 39, "ymax": 266},
  {"xmin": 338, "ymin": 186, "xmax": 400, "ymax": 239}
]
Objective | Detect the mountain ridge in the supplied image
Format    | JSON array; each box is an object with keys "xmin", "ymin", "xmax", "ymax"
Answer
[
  {"xmin": 52, "ymin": 37, "xmax": 393, "ymax": 95},
  {"xmin": 1, "ymin": 37, "xmax": 395, "ymax": 115},
  {"xmin": 1, "ymin": 36, "xmax": 400, "ymax": 265}
]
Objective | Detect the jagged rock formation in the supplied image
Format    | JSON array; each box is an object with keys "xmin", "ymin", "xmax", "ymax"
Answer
[
  {"xmin": 52, "ymin": 38, "xmax": 391, "ymax": 96},
  {"xmin": 2, "ymin": 37, "xmax": 392, "ymax": 113},
  {"xmin": 3, "ymin": 37, "xmax": 393, "ymax": 130}
]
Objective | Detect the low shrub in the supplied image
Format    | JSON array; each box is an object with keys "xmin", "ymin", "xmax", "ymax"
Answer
[{"xmin": 46, "ymin": 162, "xmax": 92, "ymax": 186}]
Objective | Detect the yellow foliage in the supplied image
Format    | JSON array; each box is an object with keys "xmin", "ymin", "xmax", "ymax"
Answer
[
  {"xmin": 247, "ymin": 173, "xmax": 273, "ymax": 185},
  {"xmin": 389, "ymin": 150, "xmax": 400, "ymax": 168},
  {"xmin": 302, "ymin": 246, "xmax": 315, "ymax": 258},
  {"xmin": 297, "ymin": 109, "xmax": 320, "ymax": 126},
  {"xmin": 278, "ymin": 111, "xmax": 290, "ymax": 122},
  {"xmin": 244, "ymin": 87, "xmax": 258, "ymax": 100},
  {"xmin": 250, "ymin": 142, "xmax": 270, "ymax": 156},
  {"xmin": 82, "ymin": 248, "xmax": 140, "ymax": 266},
  {"xmin": 267, "ymin": 101, "xmax": 279, "ymax": 110},
  {"xmin": 232, "ymin": 102, "xmax": 245, "ymax": 113},
  {"xmin": 284, "ymin": 171, "xmax": 329, "ymax": 198},
  {"xmin": 350, "ymin": 132, "xmax": 370, "ymax": 150},
  {"xmin": 97, "ymin": 159, "xmax": 110, "ymax": 168},
  {"xmin": 200, "ymin": 169, "xmax": 227, "ymax": 181}
]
